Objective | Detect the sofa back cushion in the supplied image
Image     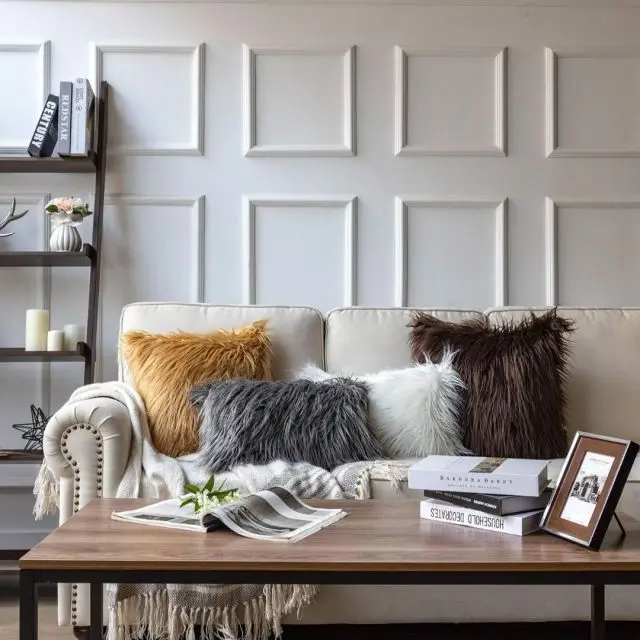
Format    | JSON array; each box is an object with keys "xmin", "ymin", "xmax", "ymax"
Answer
[
  {"xmin": 119, "ymin": 303, "xmax": 324, "ymax": 383},
  {"xmin": 488, "ymin": 307, "xmax": 640, "ymax": 443},
  {"xmin": 118, "ymin": 303, "xmax": 640, "ymax": 456},
  {"xmin": 324, "ymin": 308, "xmax": 485, "ymax": 375}
]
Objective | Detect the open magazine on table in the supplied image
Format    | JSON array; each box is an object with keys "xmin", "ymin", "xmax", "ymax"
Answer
[{"xmin": 111, "ymin": 486, "xmax": 347, "ymax": 543}]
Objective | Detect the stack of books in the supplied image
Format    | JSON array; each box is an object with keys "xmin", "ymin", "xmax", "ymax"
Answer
[
  {"xmin": 408, "ymin": 456, "xmax": 552, "ymax": 536},
  {"xmin": 27, "ymin": 78, "xmax": 95, "ymax": 158}
]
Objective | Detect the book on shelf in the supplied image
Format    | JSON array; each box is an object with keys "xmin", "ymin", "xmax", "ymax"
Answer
[
  {"xmin": 27, "ymin": 94, "xmax": 59, "ymax": 157},
  {"xmin": 57, "ymin": 81, "xmax": 73, "ymax": 156},
  {"xmin": 112, "ymin": 486, "xmax": 346, "ymax": 543},
  {"xmin": 408, "ymin": 455, "xmax": 549, "ymax": 497},
  {"xmin": 70, "ymin": 78, "xmax": 95, "ymax": 156},
  {"xmin": 420, "ymin": 499, "xmax": 544, "ymax": 536},
  {"xmin": 422, "ymin": 488, "xmax": 552, "ymax": 516}
]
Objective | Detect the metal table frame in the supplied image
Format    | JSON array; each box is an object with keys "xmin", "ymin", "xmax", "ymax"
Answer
[{"xmin": 19, "ymin": 567, "xmax": 633, "ymax": 640}]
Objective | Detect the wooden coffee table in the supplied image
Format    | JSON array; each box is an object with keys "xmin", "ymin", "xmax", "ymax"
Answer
[{"xmin": 19, "ymin": 499, "xmax": 640, "ymax": 640}]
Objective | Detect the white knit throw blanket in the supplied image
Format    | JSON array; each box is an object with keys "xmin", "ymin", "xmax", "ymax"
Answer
[
  {"xmin": 34, "ymin": 381, "xmax": 186, "ymax": 518},
  {"xmin": 33, "ymin": 381, "xmax": 408, "ymax": 640}
]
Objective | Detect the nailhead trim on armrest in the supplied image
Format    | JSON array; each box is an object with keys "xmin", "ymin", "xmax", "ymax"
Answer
[{"xmin": 60, "ymin": 423, "xmax": 104, "ymax": 625}]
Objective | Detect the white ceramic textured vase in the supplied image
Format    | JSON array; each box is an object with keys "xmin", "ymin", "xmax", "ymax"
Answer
[{"xmin": 49, "ymin": 224, "xmax": 82, "ymax": 252}]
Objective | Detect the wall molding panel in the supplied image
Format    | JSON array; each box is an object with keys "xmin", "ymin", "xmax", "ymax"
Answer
[
  {"xmin": 545, "ymin": 47, "xmax": 640, "ymax": 158},
  {"xmin": 90, "ymin": 43, "xmax": 205, "ymax": 155},
  {"xmin": 242, "ymin": 45, "xmax": 356, "ymax": 157},
  {"xmin": 0, "ymin": 42, "xmax": 50, "ymax": 155},
  {"xmin": 394, "ymin": 46, "xmax": 507, "ymax": 157},
  {"xmin": 102, "ymin": 195, "xmax": 205, "ymax": 301},
  {"xmin": 98, "ymin": 195, "xmax": 205, "ymax": 381},
  {"xmin": 545, "ymin": 198, "xmax": 640, "ymax": 305},
  {"xmin": 395, "ymin": 197, "xmax": 508, "ymax": 307},
  {"xmin": 242, "ymin": 195, "xmax": 357, "ymax": 304}
]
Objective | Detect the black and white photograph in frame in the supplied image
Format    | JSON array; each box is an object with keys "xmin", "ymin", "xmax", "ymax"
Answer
[{"xmin": 560, "ymin": 452, "xmax": 615, "ymax": 526}]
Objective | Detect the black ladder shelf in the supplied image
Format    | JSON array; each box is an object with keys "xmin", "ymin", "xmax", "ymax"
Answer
[{"xmin": 0, "ymin": 81, "xmax": 109, "ymax": 453}]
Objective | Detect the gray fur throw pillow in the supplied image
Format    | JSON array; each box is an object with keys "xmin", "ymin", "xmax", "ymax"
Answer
[{"xmin": 192, "ymin": 378, "xmax": 385, "ymax": 472}]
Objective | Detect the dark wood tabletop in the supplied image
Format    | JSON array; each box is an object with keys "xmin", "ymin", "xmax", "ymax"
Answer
[{"xmin": 18, "ymin": 499, "xmax": 640, "ymax": 573}]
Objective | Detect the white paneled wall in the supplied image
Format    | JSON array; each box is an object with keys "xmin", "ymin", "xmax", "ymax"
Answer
[{"xmin": 1, "ymin": 0, "xmax": 640, "ymax": 441}]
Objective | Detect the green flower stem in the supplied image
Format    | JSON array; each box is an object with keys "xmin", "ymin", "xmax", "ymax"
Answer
[{"xmin": 180, "ymin": 474, "xmax": 240, "ymax": 515}]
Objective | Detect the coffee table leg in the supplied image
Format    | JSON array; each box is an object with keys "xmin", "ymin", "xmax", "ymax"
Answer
[
  {"xmin": 591, "ymin": 584, "xmax": 605, "ymax": 640},
  {"xmin": 90, "ymin": 582, "xmax": 103, "ymax": 640},
  {"xmin": 19, "ymin": 570, "xmax": 37, "ymax": 640}
]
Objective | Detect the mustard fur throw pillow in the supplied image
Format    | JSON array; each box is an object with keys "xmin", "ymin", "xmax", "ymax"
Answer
[{"xmin": 121, "ymin": 320, "xmax": 272, "ymax": 457}]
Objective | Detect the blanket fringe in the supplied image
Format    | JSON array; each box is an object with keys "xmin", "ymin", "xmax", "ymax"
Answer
[
  {"xmin": 371, "ymin": 461, "xmax": 409, "ymax": 493},
  {"xmin": 354, "ymin": 465, "xmax": 372, "ymax": 500},
  {"xmin": 107, "ymin": 584, "xmax": 318, "ymax": 640},
  {"xmin": 354, "ymin": 461, "xmax": 407, "ymax": 500},
  {"xmin": 33, "ymin": 461, "xmax": 59, "ymax": 520}
]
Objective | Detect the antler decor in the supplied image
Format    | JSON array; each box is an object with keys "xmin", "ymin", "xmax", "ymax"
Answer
[{"xmin": 0, "ymin": 197, "xmax": 29, "ymax": 238}]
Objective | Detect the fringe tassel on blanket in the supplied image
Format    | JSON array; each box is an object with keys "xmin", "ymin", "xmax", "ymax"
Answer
[
  {"xmin": 106, "ymin": 584, "xmax": 318, "ymax": 640},
  {"xmin": 353, "ymin": 461, "xmax": 409, "ymax": 500},
  {"xmin": 33, "ymin": 461, "xmax": 59, "ymax": 520}
]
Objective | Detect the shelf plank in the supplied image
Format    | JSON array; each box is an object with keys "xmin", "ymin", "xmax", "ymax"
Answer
[
  {"xmin": 0, "ymin": 153, "xmax": 97, "ymax": 174},
  {"xmin": 0, "ymin": 453, "xmax": 44, "ymax": 473},
  {"xmin": 0, "ymin": 342, "xmax": 90, "ymax": 362},
  {"xmin": 0, "ymin": 244, "xmax": 95, "ymax": 267}
]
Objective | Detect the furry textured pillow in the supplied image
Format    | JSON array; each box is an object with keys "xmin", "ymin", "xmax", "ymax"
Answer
[
  {"xmin": 121, "ymin": 320, "xmax": 272, "ymax": 458},
  {"xmin": 192, "ymin": 378, "xmax": 384, "ymax": 472},
  {"xmin": 408, "ymin": 309, "xmax": 574, "ymax": 459},
  {"xmin": 297, "ymin": 353, "xmax": 466, "ymax": 459}
]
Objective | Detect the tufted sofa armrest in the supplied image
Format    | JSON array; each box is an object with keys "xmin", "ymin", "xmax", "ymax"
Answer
[{"xmin": 42, "ymin": 395, "xmax": 133, "ymax": 627}]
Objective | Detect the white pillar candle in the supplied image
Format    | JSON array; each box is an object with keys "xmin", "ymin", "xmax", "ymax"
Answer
[
  {"xmin": 63, "ymin": 324, "xmax": 85, "ymax": 351},
  {"xmin": 25, "ymin": 309, "xmax": 49, "ymax": 351},
  {"xmin": 47, "ymin": 330, "xmax": 64, "ymax": 351}
]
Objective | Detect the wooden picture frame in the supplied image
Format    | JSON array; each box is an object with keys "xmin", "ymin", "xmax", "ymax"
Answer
[{"xmin": 541, "ymin": 432, "xmax": 638, "ymax": 550}]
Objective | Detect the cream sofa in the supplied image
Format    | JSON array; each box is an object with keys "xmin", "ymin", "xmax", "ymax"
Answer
[{"xmin": 42, "ymin": 303, "xmax": 640, "ymax": 629}]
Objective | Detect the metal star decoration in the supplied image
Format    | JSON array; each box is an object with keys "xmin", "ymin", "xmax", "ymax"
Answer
[{"xmin": 12, "ymin": 405, "xmax": 49, "ymax": 453}]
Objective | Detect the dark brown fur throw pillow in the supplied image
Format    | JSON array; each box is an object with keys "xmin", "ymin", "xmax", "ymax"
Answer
[{"xmin": 408, "ymin": 310, "xmax": 574, "ymax": 459}]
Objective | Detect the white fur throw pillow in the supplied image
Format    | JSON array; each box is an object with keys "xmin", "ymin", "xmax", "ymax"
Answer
[{"xmin": 297, "ymin": 352, "xmax": 466, "ymax": 459}]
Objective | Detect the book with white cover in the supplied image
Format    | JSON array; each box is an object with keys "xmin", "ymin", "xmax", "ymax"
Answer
[
  {"xmin": 408, "ymin": 455, "xmax": 549, "ymax": 497},
  {"xmin": 70, "ymin": 78, "xmax": 95, "ymax": 156},
  {"xmin": 420, "ymin": 499, "xmax": 544, "ymax": 536}
]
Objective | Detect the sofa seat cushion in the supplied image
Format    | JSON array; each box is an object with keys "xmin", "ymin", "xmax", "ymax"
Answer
[{"xmin": 174, "ymin": 454, "xmax": 640, "ymax": 502}]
